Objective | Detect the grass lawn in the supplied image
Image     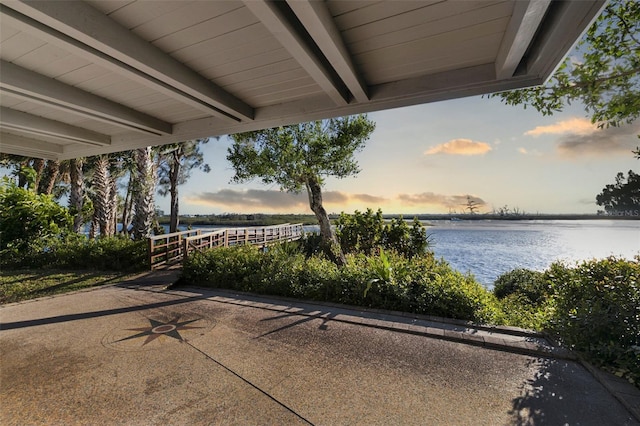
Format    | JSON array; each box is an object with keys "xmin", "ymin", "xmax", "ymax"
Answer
[{"xmin": 0, "ymin": 270, "xmax": 140, "ymax": 304}]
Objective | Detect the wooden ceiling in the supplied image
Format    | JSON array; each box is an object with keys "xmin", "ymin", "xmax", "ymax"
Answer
[{"xmin": 0, "ymin": 0, "xmax": 605, "ymax": 160}]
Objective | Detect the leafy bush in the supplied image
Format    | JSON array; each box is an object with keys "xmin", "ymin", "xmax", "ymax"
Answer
[
  {"xmin": 546, "ymin": 257, "xmax": 639, "ymax": 384},
  {"xmin": 494, "ymin": 257, "xmax": 640, "ymax": 387},
  {"xmin": 0, "ymin": 180, "xmax": 72, "ymax": 252},
  {"xmin": 336, "ymin": 208, "xmax": 429, "ymax": 257},
  {"xmin": 493, "ymin": 268, "xmax": 549, "ymax": 305},
  {"xmin": 182, "ymin": 245, "xmax": 502, "ymax": 324},
  {"xmin": 0, "ymin": 234, "xmax": 147, "ymax": 272}
]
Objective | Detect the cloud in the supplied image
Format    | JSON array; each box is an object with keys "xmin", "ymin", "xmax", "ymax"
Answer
[
  {"xmin": 186, "ymin": 189, "xmax": 388, "ymax": 212},
  {"xmin": 397, "ymin": 192, "xmax": 487, "ymax": 209},
  {"xmin": 352, "ymin": 193, "xmax": 387, "ymax": 204},
  {"xmin": 518, "ymin": 147, "xmax": 543, "ymax": 157},
  {"xmin": 189, "ymin": 189, "xmax": 308, "ymax": 210},
  {"xmin": 556, "ymin": 123, "xmax": 640, "ymax": 158},
  {"xmin": 525, "ymin": 117, "xmax": 598, "ymax": 137},
  {"xmin": 424, "ymin": 139, "xmax": 492, "ymax": 156}
]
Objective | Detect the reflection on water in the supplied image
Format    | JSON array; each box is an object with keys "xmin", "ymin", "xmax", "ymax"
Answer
[{"xmin": 428, "ymin": 220, "xmax": 640, "ymax": 288}]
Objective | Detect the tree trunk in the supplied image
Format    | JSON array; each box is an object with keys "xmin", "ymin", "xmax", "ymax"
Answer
[
  {"xmin": 169, "ymin": 157, "xmax": 180, "ymax": 233},
  {"xmin": 121, "ymin": 172, "xmax": 134, "ymax": 236},
  {"xmin": 133, "ymin": 147, "xmax": 156, "ymax": 239},
  {"xmin": 92, "ymin": 155, "xmax": 113, "ymax": 237},
  {"xmin": 69, "ymin": 158, "xmax": 85, "ymax": 233},
  {"xmin": 40, "ymin": 160, "xmax": 60, "ymax": 195},
  {"xmin": 32, "ymin": 158, "xmax": 46, "ymax": 191},
  {"xmin": 306, "ymin": 177, "xmax": 346, "ymax": 266},
  {"xmin": 107, "ymin": 176, "xmax": 118, "ymax": 236}
]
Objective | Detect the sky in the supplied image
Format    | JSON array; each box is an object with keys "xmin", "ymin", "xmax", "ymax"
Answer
[{"xmin": 163, "ymin": 95, "xmax": 639, "ymax": 216}]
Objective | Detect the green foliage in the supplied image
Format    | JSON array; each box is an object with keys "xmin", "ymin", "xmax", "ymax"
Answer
[
  {"xmin": 227, "ymin": 116, "xmax": 376, "ymax": 191},
  {"xmin": 491, "ymin": 0, "xmax": 640, "ymax": 129},
  {"xmin": 0, "ymin": 179, "xmax": 72, "ymax": 252},
  {"xmin": 336, "ymin": 209, "xmax": 430, "ymax": 257},
  {"xmin": 336, "ymin": 208, "xmax": 384, "ymax": 255},
  {"xmin": 494, "ymin": 257, "xmax": 640, "ymax": 387},
  {"xmin": 596, "ymin": 170, "xmax": 640, "ymax": 214},
  {"xmin": 0, "ymin": 234, "xmax": 147, "ymax": 272},
  {"xmin": 493, "ymin": 268, "xmax": 549, "ymax": 305},
  {"xmin": 182, "ymin": 245, "xmax": 502, "ymax": 324},
  {"xmin": 546, "ymin": 257, "xmax": 640, "ymax": 382}
]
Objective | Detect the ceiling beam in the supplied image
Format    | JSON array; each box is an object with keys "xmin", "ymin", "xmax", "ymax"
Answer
[
  {"xmin": 523, "ymin": 0, "xmax": 606, "ymax": 80},
  {"xmin": 495, "ymin": 0, "xmax": 551, "ymax": 80},
  {"xmin": 0, "ymin": 60, "xmax": 173, "ymax": 135},
  {"xmin": 243, "ymin": 0, "xmax": 350, "ymax": 106},
  {"xmin": 1, "ymin": 1, "xmax": 254, "ymax": 122},
  {"xmin": 286, "ymin": 0, "xmax": 369, "ymax": 103},
  {"xmin": 0, "ymin": 131, "xmax": 64, "ymax": 160},
  {"xmin": 0, "ymin": 107, "xmax": 111, "ymax": 146}
]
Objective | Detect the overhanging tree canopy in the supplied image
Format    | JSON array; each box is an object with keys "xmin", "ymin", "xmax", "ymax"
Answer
[{"xmin": 492, "ymin": 0, "xmax": 640, "ymax": 130}]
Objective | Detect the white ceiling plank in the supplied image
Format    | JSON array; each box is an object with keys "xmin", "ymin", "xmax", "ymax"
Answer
[
  {"xmin": 0, "ymin": 131, "xmax": 65, "ymax": 159},
  {"xmin": 2, "ymin": 1, "xmax": 254, "ymax": 122},
  {"xmin": 0, "ymin": 106, "xmax": 111, "ymax": 146},
  {"xmin": 0, "ymin": 4, "xmax": 236, "ymax": 122},
  {"xmin": 243, "ymin": 0, "xmax": 350, "ymax": 106},
  {"xmin": 495, "ymin": 0, "xmax": 551, "ymax": 80},
  {"xmin": 0, "ymin": 0, "xmax": 606, "ymax": 161},
  {"xmin": 287, "ymin": 0, "xmax": 369, "ymax": 102},
  {"xmin": 0, "ymin": 60, "xmax": 173, "ymax": 135}
]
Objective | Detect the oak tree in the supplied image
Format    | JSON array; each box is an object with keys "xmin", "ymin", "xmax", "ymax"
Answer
[
  {"xmin": 227, "ymin": 116, "xmax": 376, "ymax": 265},
  {"xmin": 596, "ymin": 170, "xmax": 640, "ymax": 215}
]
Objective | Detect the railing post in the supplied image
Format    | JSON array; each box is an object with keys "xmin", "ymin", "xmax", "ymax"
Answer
[
  {"xmin": 182, "ymin": 238, "xmax": 188, "ymax": 265},
  {"xmin": 148, "ymin": 238, "xmax": 153, "ymax": 270}
]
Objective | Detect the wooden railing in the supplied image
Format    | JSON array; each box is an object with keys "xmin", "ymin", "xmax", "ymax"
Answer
[
  {"xmin": 148, "ymin": 224, "xmax": 304, "ymax": 269},
  {"xmin": 148, "ymin": 229, "xmax": 203, "ymax": 269}
]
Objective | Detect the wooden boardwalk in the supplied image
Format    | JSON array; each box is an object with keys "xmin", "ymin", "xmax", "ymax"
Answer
[{"xmin": 148, "ymin": 223, "xmax": 304, "ymax": 270}]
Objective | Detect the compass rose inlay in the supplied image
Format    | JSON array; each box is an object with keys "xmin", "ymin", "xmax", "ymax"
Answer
[{"xmin": 116, "ymin": 317, "xmax": 204, "ymax": 346}]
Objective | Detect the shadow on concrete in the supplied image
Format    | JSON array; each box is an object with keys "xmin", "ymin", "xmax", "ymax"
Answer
[
  {"xmin": 0, "ymin": 295, "xmax": 206, "ymax": 331},
  {"xmin": 28, "ymin": 273, "xmax": 123, "ymax": 298},
  {"xmin": 256, "ymin": 311, "xmax": 338, "ymax": 338},
  {"xmin": 509, "ymin": 357, "xmax": 637, "ymax": 425}
]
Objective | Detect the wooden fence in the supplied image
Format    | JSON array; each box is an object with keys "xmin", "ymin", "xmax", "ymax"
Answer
[{"xmin": 148, "ymin": 224, "xmax": 304, "ymax": 269}]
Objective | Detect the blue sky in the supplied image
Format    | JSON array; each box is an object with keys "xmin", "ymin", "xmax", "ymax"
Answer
[{"xmin": 166, "ymin": 95, "xmax": 639, "ymax": 216}]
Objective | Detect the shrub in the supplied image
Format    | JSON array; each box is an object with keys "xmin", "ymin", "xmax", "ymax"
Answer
[
  {"xmin": 336, "ymin": 209, "xmax": 429, "ymax": 258},
  {"xmin": 495, "ymin": 258, "xmax": 640, "ymax": 387},
  {"xmin": 182, "ymin": 245, "xmax": 502, "ymax": 324},
  {"xmin": 493, "ymin": 268, "xmax": 549, "ymax": 305},
  {"xmin": 0, "ymin": 180, "xmax": 72, "ymax": 252},
  {"xmin": 0, "ymin": 234, "xmax": 147, "ymax": 272},
  {"xmin": 545, "ymin": 257, "xmax": 640, "ymax": 385},
  {"xmin": 336, "ymin": 208, "xmax": 384, "ymax": 255}
]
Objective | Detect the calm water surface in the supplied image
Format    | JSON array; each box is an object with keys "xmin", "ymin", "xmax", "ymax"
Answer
[{"xmin": 427, "ymin": 220, "xmax": 639, "ymax": 288}]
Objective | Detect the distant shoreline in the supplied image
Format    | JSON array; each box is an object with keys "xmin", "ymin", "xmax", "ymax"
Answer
[{"xmin": 158, "ymin": 212, "xmax": 639, "ymax": 227}]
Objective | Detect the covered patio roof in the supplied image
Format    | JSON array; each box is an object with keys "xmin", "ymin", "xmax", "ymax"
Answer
[{"xmin": 0, "ymin": 0, "xmax": 605, "ymax": 160}]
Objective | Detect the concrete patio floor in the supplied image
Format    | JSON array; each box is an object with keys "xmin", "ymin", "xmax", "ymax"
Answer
[{"xmin": 1, "ymin": 276, "xmax": 638, "ymax": 425}]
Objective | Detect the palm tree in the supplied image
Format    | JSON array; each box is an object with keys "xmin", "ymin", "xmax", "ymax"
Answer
[
  {"xmin": 68, "ymin": 158, "xmax": 85, "ymax": 233},
  {"xmin": 132, "ymin": 147, "xmax": 156, "ymax": 239},
  {"xmin": 90, "ymin": 155, "xmax": 114, "ymax": 237}
]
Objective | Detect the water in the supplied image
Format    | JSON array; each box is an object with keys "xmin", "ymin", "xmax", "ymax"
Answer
[{"xmin": 427, "ymin": 220, "xmax": 639, "ymax": 288}]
